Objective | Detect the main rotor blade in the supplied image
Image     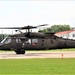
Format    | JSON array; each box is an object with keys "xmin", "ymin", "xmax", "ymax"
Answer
[
  {"xmin": 19, "ymin": 24, "xmax": 48, "ymax": 30},
  {"xmin": 0, "ymin": 27, "xmax": 22, "ymax": 29},
  {"xmin": 36, "ymin": 24, "xmax": 48, "ymax": 27},
  {"xmin": 29, "ymin": 24, "xmax": 48, "ymax": 29},
  {"xmin": 0, "ymin": 24, "xmax": 48, "ymax": 30}
]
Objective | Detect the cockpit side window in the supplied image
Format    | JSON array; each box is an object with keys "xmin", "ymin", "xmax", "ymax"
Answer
[
  {"xmin": 1, "ymin": 38, "xmax": 7, "ymax": 44},
  {"xmin": 1, "ymin": 38, "xmax": 11, "ymax": 44},
  {"xmin": 4, "ymin": 38, "xmax": 11, "ymax": 44},
  {"xmin": 26, "ymin": 39, "xmax": 31, "ymax": 44},
  {"xmin": 32, "ymin": 39, "xmax": 38, "ymax": 44}
]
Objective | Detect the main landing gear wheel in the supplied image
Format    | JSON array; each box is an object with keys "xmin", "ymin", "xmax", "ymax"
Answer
[
  {"xmin": 15, "ymin": 50, "xmax": 25, "ymax": 54},
  {"xmin": 21, "ymin": 50, "xmax": 25, "ymax": 54}
]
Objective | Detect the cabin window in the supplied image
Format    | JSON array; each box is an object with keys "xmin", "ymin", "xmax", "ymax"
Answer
[
  {"xmin": 73, "ymin": 34, "xmax": 75, "ymax": 37},
  {"xmin": 16, "ymin": 39, "xmax": 18, "ymax": 43},
  {"xmin": 16, "ymin": 39, "xmax": 21, "ymax": 43},
  {"xmin": 26, "ymin": 39, "xmax": 31, "ymax": 44},
  {"xmin": 32, "ymin": 39, "xmax": 38, "ymax": 44}
]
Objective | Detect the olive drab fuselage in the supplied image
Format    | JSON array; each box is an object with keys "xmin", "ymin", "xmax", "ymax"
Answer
[
  {"xmin": 0, "ymin": 25, "xmax": 75, "ymax": 54},
  {"xmin": 0, "ymin": 32, "xmax": 75, "ymax": 54}
]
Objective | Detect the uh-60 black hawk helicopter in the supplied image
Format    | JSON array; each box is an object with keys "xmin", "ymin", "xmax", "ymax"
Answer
[{"xmin": 0, "ymin": 24, "xmax": 75, "ymax": 54}]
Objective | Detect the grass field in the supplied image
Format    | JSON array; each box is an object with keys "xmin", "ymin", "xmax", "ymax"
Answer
[
  {"xmin": 0, "ymin": 58, "xmax": 75, "ymax": 75},
  {"xmin": 0, "ymin": 48, "xmax": 75, "ymax": 75},
  {"xmin": 0, "ymin": 48, "xmax": 75, "ymax": 52}
]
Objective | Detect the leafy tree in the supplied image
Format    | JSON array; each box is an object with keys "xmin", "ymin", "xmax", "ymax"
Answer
[{"xmin": 38, "ymin": 24, "xmax": 71, "ymax": 33}]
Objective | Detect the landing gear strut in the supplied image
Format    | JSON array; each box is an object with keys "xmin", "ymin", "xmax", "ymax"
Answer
[{"xmin": 15, "ymin": 49, "xmax": 25, "ymax": 54}]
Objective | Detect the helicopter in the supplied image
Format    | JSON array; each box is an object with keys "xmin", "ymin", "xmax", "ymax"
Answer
[{"xmin": 0, "ymin": 24, "xmax": 75, "ymax": 54}]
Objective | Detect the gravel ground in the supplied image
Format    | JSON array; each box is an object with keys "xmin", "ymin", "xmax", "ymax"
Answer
[{"xmin": 0, "ymin": 51, "xmax": 75, "ymax": 59}]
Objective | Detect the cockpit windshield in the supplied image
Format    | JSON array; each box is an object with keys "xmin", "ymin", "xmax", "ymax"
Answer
[{"xmin": 1, "ymin": 37, "xmax": 11, "ymax": 44}]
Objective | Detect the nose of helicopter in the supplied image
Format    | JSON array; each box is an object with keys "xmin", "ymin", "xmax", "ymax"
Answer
[{"xmin": 0, "ymin": 43, "xmax": 3, "ymax": 49}]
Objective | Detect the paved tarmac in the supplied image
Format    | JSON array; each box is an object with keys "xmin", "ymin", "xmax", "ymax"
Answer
[{"xmin": 0, "ymin": 51, "xmax": 75, "ymax": 59}]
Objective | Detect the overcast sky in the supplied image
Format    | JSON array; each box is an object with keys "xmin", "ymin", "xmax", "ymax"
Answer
[{"xmin": 0, "ymin": 0, "xmax": 75, "ymax": 34}]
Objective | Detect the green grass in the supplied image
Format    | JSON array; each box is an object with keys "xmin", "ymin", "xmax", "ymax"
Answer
[
  {"xmin": 47, "ymin": 48, "xmax": 75, "ymax": 51},
  {"xmin": 0, "ymin": 48, "xmax": 75, "ymax": 52},
  {"xmin": 0, "ymin": 59, "xmax": 75, "ymax": 75}
]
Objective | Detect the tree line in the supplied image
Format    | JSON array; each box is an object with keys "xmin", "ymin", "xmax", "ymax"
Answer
[{"xmin": 38, "ymin": 24, "xmax": 72, "ymax": 33}]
